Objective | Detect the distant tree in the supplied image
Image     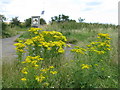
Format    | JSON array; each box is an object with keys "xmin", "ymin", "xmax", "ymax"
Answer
[
  {"xmin": 69, "ymin": 19, "xmax": 76, "ymax": 22},
  {"xmin": 78, "ymin": 17, "xmax": 85, "ymax": 22},
  {"xmin": 0, "ymin": 14, "xmax": 8, "ymax": 37},
  {"xmin": 0, "ymin": 14, "xmax": 7, "ymax": 30},
  {"xmin": 10, "ymin": 17, "xmax": 21, "ymax": 27},
  {"xmin": 0, "ymin": 14, "xmax": 6, "ymax": 22},
  {"xmin": 24, "ymin": 18, "xmax": 31, "ymax": 27},
  {"xmin": 58, "ymin": 15, "xmax": 61, "ymax": 22},
  {"xmin": 40, "ymin": 18, "xmax": 46, "ymax": 25},
  {"xmin": 61, "ymin": 14, "xmax": 69, "ymax": 22},
  {"xmin": 51, "ymin": 17, "xmax": 55, "ymax": 22},
  {"xmin": 51, "ymin": 14, "xmax": 70, "ymax": 23}
]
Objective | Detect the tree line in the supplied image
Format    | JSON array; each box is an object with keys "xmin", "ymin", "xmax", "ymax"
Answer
[{"xmin": 0, "ymin": 14, "xmax": 85, "ymax": 28}]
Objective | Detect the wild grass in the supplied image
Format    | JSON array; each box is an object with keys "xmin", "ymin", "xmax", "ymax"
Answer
[{"xmin": 2, "ymin": 58, "xmax": 22, "ymax": 88}]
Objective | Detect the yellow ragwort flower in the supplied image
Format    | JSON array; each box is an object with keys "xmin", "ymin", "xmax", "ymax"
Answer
[
  {"xmin": 21, "ymin": 78, "xmax": 27, "ymax": 81},
  {"xmin": 81, "ymin": 64, "xmax": 92, "ymax": 69},
  {"xmin": 35, "ymin": 75, "xmax": 45, "ymax": 82},
  {"xmin": 49, "ymin": 66, "xmax": 54, "ymax": 69},
  {"xmin": 50, "ymin": 71, "xmax": 57, "ymax": 74}
]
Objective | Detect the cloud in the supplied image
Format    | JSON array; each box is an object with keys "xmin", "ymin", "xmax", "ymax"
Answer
[
  {"xmin": 0, "ymin": 0, "xmax": 12, "ymax": 4},
  {"xmin": 86, "ymin": 2, "xmax": 102, "ymax": 6},
  {"xmin": 82, "ymin": 8, "xmax": 94, "ymax": 11}
]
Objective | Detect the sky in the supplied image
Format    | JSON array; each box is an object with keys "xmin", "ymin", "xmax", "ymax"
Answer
[{"xmin": 0, "ymin": 0, "xmax": 119, "ymax": 25}]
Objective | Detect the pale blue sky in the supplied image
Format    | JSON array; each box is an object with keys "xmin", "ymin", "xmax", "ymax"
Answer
[{"xmin": 0, "ymin": 0, "xmax": 119, "ymax": 25}]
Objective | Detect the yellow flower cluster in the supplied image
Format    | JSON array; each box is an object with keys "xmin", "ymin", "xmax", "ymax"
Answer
[
  {"xmin": 50, "ymin": 71, "xmax": 57, "ymax": 74},
  {"xmin": 14, "ymin": 43, "xmax": 25, "ymax": 48},
  {"xmin": 71, "ymin": 46, "xmax": 86, "ymax": 54},
  {"xmin": 22, "ymin": 56, "xmax": 44, "ymax": 64},
  {"xmin": 20, "ymin": 29, "xmax": 67, "ymax": 54},
  {"xmin": 14, "ymin": 43, "xmax": 26, "ymax": 53},
  {"xmin": 40, "ymin": 66, "xmax": 57, "ymax": 74},
  {"xmin": 81, "ymin": 64, "xmax": 92, "ymax": 69},
  {"xmin": 32, "ymin": 34, "xmax": 44, "ymax": 42},
  {"xmin": 21, "ymin": 67, "xmax": 28, "ymax": 74},
  {"xmin": 87, "ymin": 33, "xmax": 111, "ymax": 54},
  {"xmin": 41, "ymin": 31, "xmax": 67, "ymax": 41},
  {"xmin": 39, "ymin": 40, "xmax": 66, "ymax": 53},
  {"xmin": 35, "ymin": 74, "xmax": 45, "ymax": 82},
  {"xmin": 24, "ymin": 39, "xmax": 34, "ymax": 46},
  {"xmin": 97, "ymin": 33, "xmax": 110, "ymax": 39},
  {"xmin": 21, "ymin": 78, "xmax": 27, "ymax": 81},
  {"xmin": 21, "ymin": 55, "xmax": 44, "ymax": 82},
  {"xmin": 28, "ymin": 28, "xmax": 42, "ymax": 32},
  {"xmin": 71, "ymin": 33, "xmax": 111, "ymax": 55},
  {"xmin": 34, "ymin": 65, "xmax": 57, "ymax": 83}
]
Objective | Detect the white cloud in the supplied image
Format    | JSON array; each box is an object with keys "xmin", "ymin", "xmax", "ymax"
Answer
[{"xmin": 0, "ymin": 0, "xmax": 119, "ymax": 25}]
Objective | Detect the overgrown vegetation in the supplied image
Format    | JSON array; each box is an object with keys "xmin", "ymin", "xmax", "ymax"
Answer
[
  {"xmin": 2, "ymin": 22, "xmax": 118, "ymax": 88},
  {"xmin": 1, "ymin": 15, "xmax": 22, "ymax": 38}
]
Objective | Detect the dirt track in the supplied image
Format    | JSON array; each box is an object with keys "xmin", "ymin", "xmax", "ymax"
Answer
[
  {"xmin": 0, "ymin": 31, "xmax": 26, "ymax": 63},
  {"xmin": 0, "ymin": 35, "xmax": 20, "ymax": 62}
]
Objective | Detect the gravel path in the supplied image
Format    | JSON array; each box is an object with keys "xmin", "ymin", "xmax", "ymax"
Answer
[
  {"xmin": 0, "ymin": 32, "xmax": 25, "ymax": 62},
  {"xmin": 2, "ymin": 35, "xmax": 20, "ymax": 56}
]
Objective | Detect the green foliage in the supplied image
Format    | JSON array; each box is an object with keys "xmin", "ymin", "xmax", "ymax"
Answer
[
  {"xmin": 2, "ymin": 26, "xmax": 18, "ymax": 38},
  {"xmin": 51, "ymin": 14, "xmax": 75, "ymax": 23},
  {"xmin": 24, "ymin": 18, "xmax": 31, "ymax": 27},
  {"xmin": 40, "ymin": 18, "xmax": 46, "ymax": 25},
  {"xmin": 1, "ymin": 15, "xmax": 29, "ymax": 38},
  {"xmin": 0, "ymin": 14, "xmax": 6, "ymax": 22},
  {"xmin": 2, "ymin": 22, "xmax": 7, "ymax": 31},
  {"xmin": 1, "ymin": 15, "xmax": 18, "ymax": 38},
  {"xmin": 10, "ymin": 17, "xmax": 21, "ymax": 27}
]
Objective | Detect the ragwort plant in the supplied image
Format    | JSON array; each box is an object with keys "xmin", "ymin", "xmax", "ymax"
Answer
[
  {"xmin": 14, "ymin": 28, "xmax": 68, "ymax": 88},
  {"xmin": 70, "ymin": 33, "xmax": 117, "ymax": 88}
]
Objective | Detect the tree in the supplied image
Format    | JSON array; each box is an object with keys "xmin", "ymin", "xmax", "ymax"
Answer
[
  {"xmin": 0, "ymin": 14, "xmax": 7, "ymax": 30},
  {"xmin": 61, "ymin": 14, "xmax": 69, "ymax": 22},
  {"xmin": 10, "ymin": 17, "xmax": 21, "ymax": 27},
  {"xmin": 0, "ymin": 14, "xmax": 6, "ymax": 22},
  {"xmin": 40, "ymin": 18, "xmax": 46, "ymax": 25},
  {"xmin": 69, "ymin": 19, "xmax": 76, "ymax": 22},
  {"xmin": 24, "ymin": 18, "xmax": 31, "ymax": 27},
  {"xmin": 0, "ymin": 14, "xmax": 8, "ymax": 37},
  {"xmin": 78, "ymin": 17, "xmax": 85, "ymax": 23},
  {"xmin": 51, "ymin": 14, "xmax": 70, "ymax": 23}
]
